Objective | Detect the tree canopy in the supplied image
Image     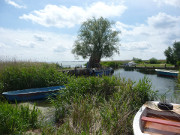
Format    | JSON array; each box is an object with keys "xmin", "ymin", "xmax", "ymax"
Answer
[
  {"xmin": 164, "ymin": 41, "xmax": 180, "ymax": 65},
  {"xmin": 72, "ymin": 17, "xmax": 120, "ymax": 68}
]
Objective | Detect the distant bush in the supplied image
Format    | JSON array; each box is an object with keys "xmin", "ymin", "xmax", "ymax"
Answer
[
  {"xmin": 0, "ymin": 101, "xmax": 40, "ymax": 134},
  {"xmin": 149, "ymin": 57, "xmax": 158, "ymax": 64},
  {"xmin": 0, "ymin": 62, "xmax": 69, "ymax": 93},
  {"xmin": 132, "ymin": 57, "xmax": 142, "ymax": 63}
]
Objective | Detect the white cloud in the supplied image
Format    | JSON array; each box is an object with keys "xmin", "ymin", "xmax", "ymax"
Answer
[
  {"xmin": 147, "ymin": 13, "xmax": 180, "ymax": 29},
  {"xmin": 115, "ymin": 12, "xmax": 180, "ymax": 60},
  {"xmin": 0, "ymin": 27, "xmax": 76, "ymax": 61},
  {"xmin": 121, "ymin": 41, "xmax": 151, "ymax": 51},
  {"xmin": 19, "ymin": 2, "xmax": 127, "ymax": 28},
  {"xmin": 153, "ymin": 0, "xmax": 180, "ymax": 7},
  {"xmin": 5, "ymin": 0, "xmax": 26, "ymax": 9}
]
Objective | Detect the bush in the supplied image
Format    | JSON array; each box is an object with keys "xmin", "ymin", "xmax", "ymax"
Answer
[
  {"xmin": 132, "ymin": 57, "xmax": 142, "ymax": 63},
  {"xmin": 149, "ymin": 57, "xmax": 158, "ymax": 64}
]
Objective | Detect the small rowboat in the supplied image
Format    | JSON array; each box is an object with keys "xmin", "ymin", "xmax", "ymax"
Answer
[
  {"xmin": 2, "ymin": 86, "xmax": 65, "ymax": 102},
  {"xmin": 155, "ymin": 69, "xmax": 179, "ymax": 78},
  {"xmin": 133, "ymin": 101, "xmax": 180, "ymax": 135}
]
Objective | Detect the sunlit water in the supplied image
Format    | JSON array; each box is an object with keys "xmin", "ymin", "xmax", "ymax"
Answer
[{"xmin": 113, "ymin": 68, "xmax": 180, "ymax": 103}]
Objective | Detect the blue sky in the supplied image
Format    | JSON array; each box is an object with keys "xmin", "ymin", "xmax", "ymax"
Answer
[{"xmin": 0, "ymin": 0, "xmax": 180, "ymax": 62}]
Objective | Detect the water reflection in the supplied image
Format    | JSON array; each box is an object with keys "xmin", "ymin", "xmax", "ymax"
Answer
[{"xmin": 113, "ymin": 68, "xmax": 180, "ymax": 103}]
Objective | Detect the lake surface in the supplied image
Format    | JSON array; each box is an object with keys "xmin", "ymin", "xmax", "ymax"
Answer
[{"xmin": 113, "ymin": 68, "xmax": 180, "ymax": 103}]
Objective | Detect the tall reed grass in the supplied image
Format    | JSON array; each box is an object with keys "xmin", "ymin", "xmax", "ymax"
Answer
[
  {"xmin": 0, "ymin": 61, "xmax": 68, "ymax": 93},
  {"xmin": 0, "ymin": 101, "xmax": 40, "ymax": 134},
  {"xmin": 50, "ymin": 76, "xmax": 157, "ymax": 134}
]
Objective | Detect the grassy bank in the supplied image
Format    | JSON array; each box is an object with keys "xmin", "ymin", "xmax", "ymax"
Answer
[
  {"xmin": 136, "ymin": 63, "xmax": 174, "ymax": 68},
  {"xmin": 100, "ymin": 60, "xmax": 174, "ymax": 69}
]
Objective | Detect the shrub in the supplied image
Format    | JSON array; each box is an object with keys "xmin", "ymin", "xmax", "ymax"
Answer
[
  {"xmin": 149, "ymin": 57, "xmax": 158, "ymax": 64},
  {"xmin": 132, "ymin": 57, "xmax": 142, "ymax": 63}
]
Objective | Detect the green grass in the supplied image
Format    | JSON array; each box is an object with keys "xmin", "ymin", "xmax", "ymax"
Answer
[
  {"xmin": 100, "ymin": 60, "xmax": 173, "ymax": 69},
  {"xmin": 0, "ymin": 101, "xmax": 40, "ymax": 134},
  {"xmin": 136, "ymin": 63, "xmax": 174, "ymax": 67},
  {"xmin": 100, "ymin": 61, "xmax": 123, "ymax": 69}
]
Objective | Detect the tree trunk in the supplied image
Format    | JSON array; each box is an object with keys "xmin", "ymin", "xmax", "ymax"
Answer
[{"xmin": 88, "ymin": 54, "xmax": 101, "ymax": 68}]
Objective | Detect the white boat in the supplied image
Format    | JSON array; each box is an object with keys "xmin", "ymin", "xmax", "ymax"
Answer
[
  {"xmin": 155, "ymin": 69, "xmax": 179, "ymax": 78},
  {"xmin": 133, "ymin": 101, "xmax": 180, "ymax": 135}
]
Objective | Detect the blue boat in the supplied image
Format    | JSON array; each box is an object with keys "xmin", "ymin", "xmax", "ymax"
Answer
[
  {"xmin": 2, "ymin": 85, "xmax": 65, "ymax": 102},
  {"xmin": 90, "ymin": 68, "xmax": 114, "ymax": 76},
  {"xmin": 155, "ymin": 69, "xmax": 179, "ymax": 78}
]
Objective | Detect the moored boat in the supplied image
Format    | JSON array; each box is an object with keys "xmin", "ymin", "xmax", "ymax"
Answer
[
  {"xmin": 133, "ymin": 101, "xmax": 180, "ymax": 135},
  {"xmin": 2, "ymin": 85, "xmax": 65, "ymax": 102},
  {"xmin": 155, "ymin": 69, "xmax": 179, "ymax": 78},
  {"xmin": 90, "ymin": 67, "xmax": 114, "ymax": 76}
]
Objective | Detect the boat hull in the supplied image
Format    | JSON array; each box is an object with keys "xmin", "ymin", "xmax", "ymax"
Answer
[
  {"xmin": 2, "ymin": 86, "xmax": 65, "ymax": 102},
  {"xmin": 91, "ymin": 68, "xmax": 114, "ymax": 76},
  {"xmin": 155, "ymin": 69, "xmax": 179, "ymax": 78}
]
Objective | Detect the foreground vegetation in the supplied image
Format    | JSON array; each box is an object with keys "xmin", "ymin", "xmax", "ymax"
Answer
[
  {"xmin": 0, "ymin": 101, "xmax": 39, "ymax": 134},
  {"xmin": 49, "ymin": 76, "xmax": 156, "ymax": 135},
  {"xmin": 0, "ymin": 60, "xmax": 157, "ymax": 134}
]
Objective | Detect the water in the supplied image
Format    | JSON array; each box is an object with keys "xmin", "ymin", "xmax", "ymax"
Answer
[{"xmin": 113, "ymin": 68, "xmax": 180, "ymax": 103}]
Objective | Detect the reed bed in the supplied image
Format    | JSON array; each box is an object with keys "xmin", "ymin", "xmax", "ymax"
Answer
[
  {"xmin": 0, "ymin": 101, "xmax": 40, "ymax": 134},
  {"xmin": 0, "ymin": 60, "xmax": 68, "ymax": 93},
  {"xmin": 50, "ymin": 76, "xmax": 156, "ymax": 135}
]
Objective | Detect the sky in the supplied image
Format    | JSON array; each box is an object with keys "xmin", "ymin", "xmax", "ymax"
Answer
[{"xmin": 0, "ymin": 0, "xmax": 180, "ymax": 62}]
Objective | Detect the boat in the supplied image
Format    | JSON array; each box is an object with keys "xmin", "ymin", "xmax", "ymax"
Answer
[
  {"xmin": 133, "ymin": 101, "xmax": 180, "ymax": 135},
  {"xmin": 2, "ymin": 85, "xmax": 65, "ymax": 102},
  {"xmin": 90, "ymin": 67, "xmax": 114, "ymax": 76},
  {"xmin": 155, "ymin": 69, "xmax": 179, "ymax": 78}
]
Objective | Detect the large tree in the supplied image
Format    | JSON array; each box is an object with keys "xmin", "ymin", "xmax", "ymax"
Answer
[
  {"xmin": 72, "ymin": 17, "xmax": 120, "ymax": 68},
  {"xmin": 164, "ymin": 41, "xmax": 180, "ymax": 65}
]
